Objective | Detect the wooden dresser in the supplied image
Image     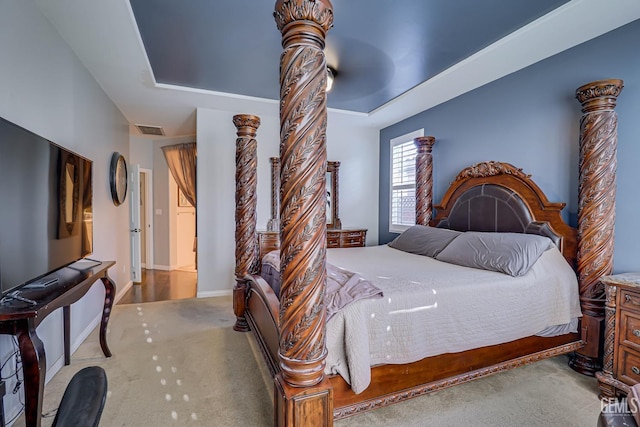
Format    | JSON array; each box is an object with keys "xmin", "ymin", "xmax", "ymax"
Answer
[
  {"xmin": 258, "ymin": 228, "xmax": 367, "ymax": 260},
  {"xmin": 258, "ymin": 231, "xmax": 281, "ymax": 260},
  {"xmin": 597, "ymin": 273, "xmax": 640, "ymax": 398},
  {"xmin": 327, "ymin": 228, "xmax": 367, "ymax": 248}
]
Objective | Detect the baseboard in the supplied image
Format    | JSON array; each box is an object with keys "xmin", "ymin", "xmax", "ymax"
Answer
[
  {"xmin": 46, "ymin": 353, "xmax": 67, "ymax": 384},
  {"xmin": 115, "ymin": 280, "xmax": 133, "ymax": 304},
  {"xmin": 197, "ymin": 289, "xmax": 232, "ymax": 298},
  {"xmin": 149, "ymin": 264, "xmax": 195, "ymax": 271}
]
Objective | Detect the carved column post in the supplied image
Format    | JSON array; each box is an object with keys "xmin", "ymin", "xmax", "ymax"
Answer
[
  {"xmin": 232, "ymin": 114, "xmax": 261, "ymax": 333},
  {"xmin": 414, "ymin": 136, "xmax": 436, "ymax": 226},
  {"xmin": 569, "ymin": 79, "xmax": 623, "ymax": 376},
  {"xmin": 274, "ymin": 1, "xmax": 334, "ymax": 426},
  {"xmin": 267, "ymin": 157, "xmax": 281, "ymax": 232}
]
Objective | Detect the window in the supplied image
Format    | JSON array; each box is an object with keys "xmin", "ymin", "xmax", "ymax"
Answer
[{"xmin": 389, "ymin": 129, "xmax": 424, "ymax": 233}]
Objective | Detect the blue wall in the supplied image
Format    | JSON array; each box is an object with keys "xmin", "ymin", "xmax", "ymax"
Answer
[{"xmin": 379, "ymin": 19, "xmax": 640, "ymax": 273}]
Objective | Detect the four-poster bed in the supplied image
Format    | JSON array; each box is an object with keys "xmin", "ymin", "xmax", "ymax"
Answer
[
  {"xmin": 231, "ymin": 1, "xmax": 623, "ymax": 425},
  {"xmin": 257, "ymin": 159, "xmax": 367, "ymax": 259}
]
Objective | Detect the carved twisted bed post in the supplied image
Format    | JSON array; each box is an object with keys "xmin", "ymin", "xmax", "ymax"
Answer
[
  {"xmin": 267, "ymin": 157, "xmax": 281, "ymax": 232},
  {"xmin": 274, "ymin": 0, "xmax": 334, "ymax": 425},
  {"xmin": 414, "ymin": 136, "xmax": 436, "ymax": 225},
  {"xmin": 233, "ymin": 114, "xmax": 261, "ymax": 332},
  {"xmin": 569, "ymin": 79, "xmax": 624, "ymax": 376}
]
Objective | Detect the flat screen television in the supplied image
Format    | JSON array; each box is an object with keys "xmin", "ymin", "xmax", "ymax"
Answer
[{"xmin": 0, "ymin": 116, "xmax": 93, "ymax": 296}]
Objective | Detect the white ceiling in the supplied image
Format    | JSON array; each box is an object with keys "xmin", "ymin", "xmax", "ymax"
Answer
[{"xmin": 35, "ymin": 0, "xmax": 640, "ymax": 138}]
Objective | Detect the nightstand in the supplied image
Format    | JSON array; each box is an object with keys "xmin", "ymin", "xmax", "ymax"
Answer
[{"xmin": 597, "ymin": 273, "xmax": 640, "ymax": 399}]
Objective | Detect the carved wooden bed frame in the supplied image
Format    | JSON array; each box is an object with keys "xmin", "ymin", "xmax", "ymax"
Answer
[{"xmin": 231, "ymin": 2, "xmax": 624, "ymax": 425}]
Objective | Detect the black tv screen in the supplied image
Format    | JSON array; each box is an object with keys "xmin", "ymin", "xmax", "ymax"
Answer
[{"xmin": 0, "ymin": 117, "xmax": 93, "ymax": 295}]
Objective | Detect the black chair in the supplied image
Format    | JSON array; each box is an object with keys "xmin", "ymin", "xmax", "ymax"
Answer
[{"xmin": 52, "ymin": 366, "xmax": 107, "ymax": 427}]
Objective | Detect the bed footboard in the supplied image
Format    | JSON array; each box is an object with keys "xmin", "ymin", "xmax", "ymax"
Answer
[
  {"xmin": 244, "ymin": 275, "xmax": 281, "ymax": 377},
  {"xmin": 331, "ymin": 333, "xmax": 582, "ymax": 419}
]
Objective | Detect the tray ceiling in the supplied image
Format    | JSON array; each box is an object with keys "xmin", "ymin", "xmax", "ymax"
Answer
[{"xmin": 129, "ymin": 0, "xmax": 569, "ymax": 113}]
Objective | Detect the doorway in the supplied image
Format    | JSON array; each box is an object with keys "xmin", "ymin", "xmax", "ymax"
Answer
[
  {"xmin": 173, "ymin": 175, "xmax": 196, "ymax": 272},
  {"xmin": 129, "ymin": 166, "xmax": 154, "ymax": 283},
  {"xmin": 140, "ymin": 168, "xmax": 153, "ymax": 269},
  {"xmin": 121, "ymin": 163, "xmax": 197, "ymax": 304}
]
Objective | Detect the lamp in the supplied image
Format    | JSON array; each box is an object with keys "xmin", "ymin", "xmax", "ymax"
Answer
[{"xmin": 326, "ymin": 67, "xmax": 335, "ymax": 92}]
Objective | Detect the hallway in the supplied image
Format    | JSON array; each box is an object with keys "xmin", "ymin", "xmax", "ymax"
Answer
[{"xmin": 118, "ymin": 269, "xmax": 197, "ymax": 304}]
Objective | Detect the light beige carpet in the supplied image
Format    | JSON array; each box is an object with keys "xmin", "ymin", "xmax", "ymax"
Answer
[{"xmin": 25, "ymin": 297, "xmax": 601, "ymax": 427}]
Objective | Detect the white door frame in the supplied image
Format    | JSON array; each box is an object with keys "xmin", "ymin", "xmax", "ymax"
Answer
[
  {"xmin": 141, "ymin": 168, "xmax": 154, "ymax": 269},
  {"xmin": 129, "ymin": 164, "xmax": 142, "ymax": 282}
]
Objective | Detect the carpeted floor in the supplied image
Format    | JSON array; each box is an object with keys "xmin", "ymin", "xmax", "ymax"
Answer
[{"xmin": 26, "ymin": 297, "xmax": 602, "ymax": 427}]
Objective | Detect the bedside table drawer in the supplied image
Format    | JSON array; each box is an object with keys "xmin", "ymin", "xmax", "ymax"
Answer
[
  {"xmin": 620, "ymin": 311, "xmax": 640, "ymax": 350},
  {"xmin": 621, "ymin": 290, "xmax": 640, "ymax": 313},
  {"xmin": 617, "ymin": 346, "xmax": 640, "ymax": 385}
]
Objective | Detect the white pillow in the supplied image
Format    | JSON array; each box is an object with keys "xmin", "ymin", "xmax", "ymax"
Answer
[
  {"xmin": 388, "ymin": 225, "xmax": 461, "ymax": 258},
  {"xmin": 435, "ymin": 231, "xmax": 553, "ymax": 276}
]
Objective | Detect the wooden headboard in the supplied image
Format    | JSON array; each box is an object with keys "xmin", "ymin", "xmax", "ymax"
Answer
[{"xmin": 432, "ymin": 161, "xmax": 577, "ymax": 266}]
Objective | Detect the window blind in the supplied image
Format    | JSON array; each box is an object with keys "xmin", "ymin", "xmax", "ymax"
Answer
[{"xmin": 390, "ymin": 140, "xmax": 417, "ymax": 230}]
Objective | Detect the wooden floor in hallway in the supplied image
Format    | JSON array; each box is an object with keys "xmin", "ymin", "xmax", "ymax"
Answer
[{"xmin": 118, "ymin": 268, "xmax": 197, "ymax": 304}]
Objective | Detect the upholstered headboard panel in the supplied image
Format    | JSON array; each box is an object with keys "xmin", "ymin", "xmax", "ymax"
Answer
[
  {"xmin": 436, "ymin": 184, "xmax": 562, "ymax": 247},
  {"xmin": 431, "ymin": 162, "xmax": 578, "ymax": 265}
]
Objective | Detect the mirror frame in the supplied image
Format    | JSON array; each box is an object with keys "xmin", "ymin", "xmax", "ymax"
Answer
[
  {"xmin": 326, "ymin": 161, "xmax": 341, "ymax": 230},
  {"xmin": 267, "ymin": 158, "xmax": 341, "ymax": 230}
]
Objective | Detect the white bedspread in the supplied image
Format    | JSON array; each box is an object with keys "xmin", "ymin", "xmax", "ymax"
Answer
[{"xmin": 324, "ymin": 245, "xmax": 581, "ymax": 394}]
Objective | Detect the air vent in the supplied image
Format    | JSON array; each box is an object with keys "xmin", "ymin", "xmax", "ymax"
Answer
[{"xmin": 135, "ymin": 124, "xmax": 165, "ymax": 136}]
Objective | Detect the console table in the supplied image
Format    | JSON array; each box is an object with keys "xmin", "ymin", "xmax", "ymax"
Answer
[{"xmin": 0, "ymin": 260, "xmax": 116, "ymax": 427}]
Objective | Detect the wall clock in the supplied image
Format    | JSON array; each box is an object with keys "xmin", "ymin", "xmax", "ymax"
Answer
[{"xmin": 109, "ymin": 152, "xmax": 128, "ymax": 206}]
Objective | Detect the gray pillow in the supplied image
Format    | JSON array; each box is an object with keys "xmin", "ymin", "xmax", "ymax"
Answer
[
  {"xmin": 388, "ymin": 225, "xmax": 461, "ymax": 258},
  {"xmin": 435, "ymin": 231, "xmax": 554, "ymax": 277}
]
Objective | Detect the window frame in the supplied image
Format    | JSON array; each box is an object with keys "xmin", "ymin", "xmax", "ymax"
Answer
[{"xmin": 388, "ymin": 129, "xmax": 424, "ymax": 233}]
